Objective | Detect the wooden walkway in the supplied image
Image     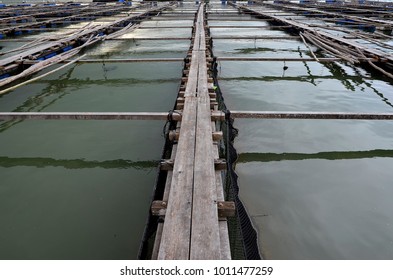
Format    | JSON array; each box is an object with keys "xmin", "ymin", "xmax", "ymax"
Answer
[{"xmin": 152, "ymin": 4, "xmax": 231, "ymax": 260}]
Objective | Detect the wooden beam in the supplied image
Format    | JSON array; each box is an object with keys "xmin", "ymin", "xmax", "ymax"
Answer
[
  {"xmin": 151, "ymin": 200, "xmax": 167, "ymax": 216},
  {"xmin": 151, "ymin": 200, "xmax": 236, "ymax": 218},
  {"xmin": 217, "ymin": 202, "xmax": 236, "ymax": 218},
  {"xmin": 0, "ymin": 112, "xmax": 181, "ymax": 121},
  {"xmin": 227, "ymin": 111, "xmax": 393, "ymax": 120},
  {"xmin": 217, "ymin": 57, "xmax": 357, "ymax": 62},
  {"xmin": 190, "ymin": 34, "xmax": 220, "ymax": 260},
  {"xmin": 157, "ymin": 97, "xmax": 197, "ymax": 260},
  {"xmin": 66, "ymin": 58, "xmax": 185, "ymax": 63}
]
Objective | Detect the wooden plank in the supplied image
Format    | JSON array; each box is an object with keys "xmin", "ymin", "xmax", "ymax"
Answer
[
  {"xmin": 157, "ymin": 97, "xmax": 197, "ymax": 260},
  {"xmin": 190, "ymin": 49, "xmax": 221, "ymax": 259},
  {"xmin": 151, "ymin": 144, "xmax": 177, "ymax": 260},
  {"xmin": 157, "ymin": 3, "xmax": 232, "ymax": 260},
  {"xmin": 0, "ymin": 112, "xmax": 181, "ymax": 121},
  {"xmin": 158, "ymin": 5, "xmax": 203, "ymax": 259},
  {"xmin": 214, "ymin": 143, "xmax": 232, "ymax": 260},
  {"xmin": 216, "ymin": 57, "xmax": 361, "ymax": 62},
  {"xmin": 184, "ymin": 51, "xmax": 199, "ymax": 98},
  {"xmin": 62, "ymin": 58, "xmax": 185, "ymax": 63},
  {"xmin": 228, "ymin": 111, "xmax": 393, "ymax": 120},
  {"xmin": 209, "ymin": 77, "xmax": 231, "ymax": 259},
  {"xmin": 5, "ymin": 111, "xmax": 393, "ymax": 122}
]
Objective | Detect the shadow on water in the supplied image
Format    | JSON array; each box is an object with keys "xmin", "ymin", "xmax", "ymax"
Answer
[
  {"xmin": 329, "ymin": 62, "xmax": 393, "ymax": 108},
  {"xmin": 311, "ymin": 51, "xmax": 393, "ymax": 108},
  {"xmin": 233, "ymin": 47, "xmax": 302, "ymax": 54},
  {"xmin": 85, "ymin": 38, "xmax": 179, "ymax": 59},
  {"xmin": 237, "ymin": 149, "xmax": 393, "ymax": 163},
  {"xmin": 0, "ymin": 69, "xmax": 178, "ymax": 133},
  {"xmin": 297, "ymin": 47, "xmax": 393, "ymax": 109},
  {"xmin": 37, "ymin": 77, "xmax": 179, "ymax": 87},
  {"xmin": 0, "ymin": 156, "xmax": 158, "ymax": 170},
  {"xmin": 219, "ymin": 75, "xmax": 364, "ymax": 83},
  {"xmin": 298, "ymin": 47, "xmax": 317, "ymax": 86},
  {"xmin": 350, "ymin": 65, "xmax": 393, "ymax": 109}
]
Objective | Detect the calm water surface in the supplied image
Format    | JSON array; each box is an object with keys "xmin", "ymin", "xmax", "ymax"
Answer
[
  {"xmin": 211, "ymin": 3, "xmax": 393, "ymax": 259},
  {"xmin": 1, "ymin": 1, "xmax": 393, "ymax": 260},
  {"xmin": 0, "ymin": 9, "xmax": 188, "ymax": 259}
]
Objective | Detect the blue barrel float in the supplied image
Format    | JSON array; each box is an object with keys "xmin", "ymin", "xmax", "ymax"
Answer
[
  {"xmin": 62, "ymin": 46, "xmax": 73, "ymax": 52},
  {"xmin": 44, "ymin": 52, "xmax": 57, "ymax": 59},
  {"xmin": 336, "ymin": 19, "xmax": 376, "ymax": 33},
  {"xmin": 0, "ymin": 74, "xmax": 10, "ymax": 80}
]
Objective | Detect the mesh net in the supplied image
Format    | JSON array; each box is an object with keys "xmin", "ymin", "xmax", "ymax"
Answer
[{"xmin": 213, "ymin": 57, "xmax": 262, "ymax": 260}]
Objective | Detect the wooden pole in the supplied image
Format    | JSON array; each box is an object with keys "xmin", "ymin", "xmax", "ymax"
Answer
[
  {"xmin": 0, "ymin": 55, "xmax": 87, "ymax": 96},
  {"xmin": 2, "ymin": 111, "xmax": 393, "ymax": 121},
  {"xmin": 224, "ymin": 111, "xmax": 393, "ymax": 120},
  {"xmin": 299, "ymin": 32, "xmax": 319, "ymax": 62},
  {"xmin": 0, "ymin": 112, "xmax": 182, "ymax": 121}
]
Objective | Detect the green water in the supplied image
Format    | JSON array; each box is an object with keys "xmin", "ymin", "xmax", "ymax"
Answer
[
  {"xmin": 211, "ymin": 3, "xmax": 393, "ymax": 259},
  {"xmin": 2, "ymin": 1, "xmax": 393, "ymax": 260},
  {"xmin": 0, "ymin": 11, "xmax": 188, "ymax": 259}
]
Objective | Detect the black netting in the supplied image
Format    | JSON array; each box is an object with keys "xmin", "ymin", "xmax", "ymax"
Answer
[
  {"xmin": 137, "ymin": 110, "xmax": 177, "ymax": 260},
  {"xmin": 213, "ymin": 56, "xmax": 262, "ymax": 260}
]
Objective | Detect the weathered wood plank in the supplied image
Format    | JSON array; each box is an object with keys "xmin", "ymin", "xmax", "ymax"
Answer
[
  {"xmin": 211, "ymin": 95, "xmax": 231, "ymax": 259},
  {"xmin": 157, "ymin": 97, "xmax": 197, "ymax": 260},
  {"xmin": 0, "ymin": 112, "xmax": 181, "ymax": 121},
  {"xmin": 190, "ymin": 49, "xmax": 221, "ymax": 259},
  {"xmin": 228, "ymin": 111, "xmax": 393, "ymax": 120},
  {"xmin": 215, "ymin": 161, "xmax": 232, "ymax": 260},
  {"xmin": 157, "ymin": 3, "xmax": 231, "ymax": 260},
  {"xmin": 184, "ymin": 51, "xmax": 199, "ymax": 98},
  {"xmin": 151, "ymin": 144, "xmax": 177, "ymax": 260}
]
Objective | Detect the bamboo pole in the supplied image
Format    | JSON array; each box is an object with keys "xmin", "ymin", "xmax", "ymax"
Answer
[
  {"xmin": 231, "ymin": 4, "xmax": 393, "ymax": 71},
  {"xmin": 0, "ymin": 54, "xmax": 87, "ymax": 96},
  {"xmin": 299, "ymin": 32, "xmax": 319, "ymax": 62},
  {"xmin": 356, "ymin": 47, "xmax": 393, "ymax": 80}
]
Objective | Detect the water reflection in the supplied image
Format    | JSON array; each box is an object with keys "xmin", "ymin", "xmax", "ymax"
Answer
[
  {"xmin": 326, "ymin": 61, "xmax": 393, "ymax": 108},
  {"xmin": 233, "ymin": 47, "xmax": 303, "ymax": 54},
  {"xmin": 0, "ymin": 66, "xmax": 77, "ymax": 132},
  {"xmin": 0, "ymin": 156, "xmax": 157, "ymax": 170},
  {"xmin": 298, "ymin": 47, "xmax": 317, "ymax": 86},
  {"xmin": 37, "ymin": 77, "xmax": 179, "ymax": 87},
  {"xmin": 219, "ymin": 75, "xmax": 363, "ymax": 83},
  {"xmin": 238, "ymin": 149, "xmax": 393, "ymax": 163}
]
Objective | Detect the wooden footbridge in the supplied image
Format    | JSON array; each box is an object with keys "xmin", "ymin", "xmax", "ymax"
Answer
[
  {"xmin": 1, "ymin": 0, "xmax": 393, "ymax": 260},
  {"xmin": 151, "ymin": 4, "xmax": 233, "ymax": 260}
]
